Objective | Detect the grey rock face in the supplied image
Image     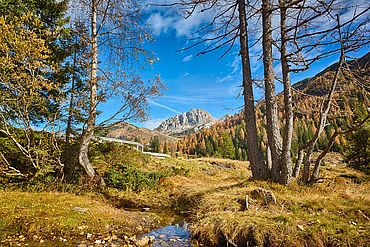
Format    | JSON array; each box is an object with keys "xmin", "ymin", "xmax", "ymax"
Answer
[{"xmin": 155, "ymin": 109, "xmax": 216, "ymax": 135}]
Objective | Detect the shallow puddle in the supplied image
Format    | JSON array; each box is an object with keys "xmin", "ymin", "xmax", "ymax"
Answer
[{"xmin": 145, "ymin": 222, "xmax": 191, "ymax": 247}]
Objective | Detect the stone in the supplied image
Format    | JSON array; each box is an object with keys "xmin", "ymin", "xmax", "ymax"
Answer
[
  {"xmin": 160, "ymin": 242, "xmax": 170, "ymax": 247},
  {"xmin": 250, "ymin": 187, "xmax": 277, "ymax": 205},
  {"xmin": 86, "ymin": 233, "xmax": 92, "ymax": 239},
  {"xmin": 158, "ymin": 234, "xmax": 166, "ymax": 239},
  {"xmin": 135, "ymin": 236, "xmax": 150, "ymax": 247},
  {"xmin": 95, "ymin": 239, "xmax": 102, "ymax": 244}
]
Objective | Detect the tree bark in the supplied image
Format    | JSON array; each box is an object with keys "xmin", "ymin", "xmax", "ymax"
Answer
[
  {"xmin": 237, "ymin": 0, "xmax": 269, "ymax": 179},
  {"xmin": 79, "ymin": 0, "xmax": 99, "ymax": 183},
  {"xmin": 66, "ymin": 49, "xmax": 77, "ymax": 144},
  {"xmin": 292, "ymin": 148, "xmax": 304, "ymax": 177},
  {"xmin": 279, "ymin": 0, "xmax": 293, "ymax": 184},
  {"xmin": 262, "ymin": 0, "xmax": 283, "ymax": 183}
]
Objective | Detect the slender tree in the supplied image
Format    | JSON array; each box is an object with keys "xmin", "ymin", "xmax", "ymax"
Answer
[
  {"xmin": 156, "ymin": 0, "xmax": 269, "ymax": 179},
  {"xmin": 261, "ymin": 0, "xmax": 283, "ymax": 182},
  {"xmin": 278, "ymin": 0, "xmax": 293, "ymax": 184},
  {"xmin": 70, "ymin": 0, "xmax": 164, "ymax": 184},
  {"xmin": 237, "ymin": 0, "xmax": 269, "ymax": 179}
]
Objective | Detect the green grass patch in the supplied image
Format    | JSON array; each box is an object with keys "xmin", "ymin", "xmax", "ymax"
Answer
[{"xmin": 0, "ymin": 191, "xmax": 158, "ymax": 242}]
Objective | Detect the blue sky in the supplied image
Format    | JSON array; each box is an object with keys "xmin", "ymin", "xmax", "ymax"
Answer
[{"xmin": 98, "ymin": 1, "xmax": 369, "ymax": 130}]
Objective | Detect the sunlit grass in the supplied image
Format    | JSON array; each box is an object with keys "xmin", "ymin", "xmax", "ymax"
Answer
[{"xmin": 0, "ymin": 191, "xmax": 158, "ymax": 241}]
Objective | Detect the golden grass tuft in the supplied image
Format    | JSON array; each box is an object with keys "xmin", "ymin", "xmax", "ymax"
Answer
[{"xmin": 190, "ymin": 158, "xmax": 370, "ymax": 246}]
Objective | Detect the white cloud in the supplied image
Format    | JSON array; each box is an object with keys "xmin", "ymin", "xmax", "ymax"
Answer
[
  {"xmin": 173, "ymin": 10, "xmax": 212, "ymax": 37},
  {"xmin": 141, "ymin": 118, "xmax": 165, "ymax": 130},
  {"xmin": 147, "ymin": 99, "xmax": 181, "ymax": 114},
  {"xmin": 147, "ymin": 12, "xmax": 173, "ymax": 35},
  {"xmin": 230, "ymin": 54, "xmax": 241, "ymax": 74},
  {"xmin": 184, "ymin": 72, "xmax": 190, "ymax": 77},
  {"xmin": 217, "ymin": 74, "xmax": 233, "ymax": 84},
  {"xmin": 146, "ymin": 3, "xmax": 215, "ymax": 38},
  {"xmin": 182, "ymin": 55, "xmax": 193, "ymax": 62}
]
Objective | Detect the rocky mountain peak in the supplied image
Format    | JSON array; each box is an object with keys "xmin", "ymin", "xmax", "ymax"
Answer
[{"xmin": 155, "ymin": 109, "xmax": 216, "ymax": 135}]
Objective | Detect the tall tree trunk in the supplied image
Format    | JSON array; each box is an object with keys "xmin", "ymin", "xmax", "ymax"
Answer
[
  {"xmin": 302, "ymin": 50, "xmax": 344, "ymax": 182},
  {"xmin": 262, "ymin": 0, "xmax": 283, "ymax": 182},
  {"xmin": 279, "ymin": 0, "xmax": 293, "ymax": 184},
  {"xmin": 237, "ymin": 0, "xmax": 269, "ymax": 179},
  {"xmin": 79, "ymin": 0, "xmax": 99, "ymax": 182},
  {"xmin": 292, "ymin": 148, "xmax": 304, "ymax": 177},
  {"xmin": 66, "ymin": 49, "xmax": 77, "ymax": 144}
]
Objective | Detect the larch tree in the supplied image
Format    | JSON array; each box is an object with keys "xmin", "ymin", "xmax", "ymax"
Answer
[
  {"xmin": 155, "ymin": 0, "xmax": 269, "ymax": 179},
  {"xmin": 152, "ymin": 0, "xmax": 369, "ymax": 185},
  {"xmin": 277, "ymin": 0, "xmax": 370, "ymax": 182},
  {"xmin": 261, "ymin": 0, "xmax": 284, "ymax": 183},
  {"xmin": 238, "ymin": 0, "xmax": 270, "ymax": 179}
]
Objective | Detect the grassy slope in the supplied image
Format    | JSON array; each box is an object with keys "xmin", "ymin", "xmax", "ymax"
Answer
[
  {"xmin": 191, "ymin": 160, "xmax": 370, "ymax": 246},
  {"xmin": 105, "ymin": 152, "xmax": 370, "ymax": 247},
  {"xmin": 1, "ymin": 149, "xmax": 369, "ymax": 247}
]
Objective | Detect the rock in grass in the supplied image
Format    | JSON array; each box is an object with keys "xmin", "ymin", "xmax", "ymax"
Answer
[
  {"xmin": 135, "ymin": 236, "xmax": 150, "ymax": 246},
  {"xmin": 250, "ymin": 187, "xmax": 277, "ymax": 205}
]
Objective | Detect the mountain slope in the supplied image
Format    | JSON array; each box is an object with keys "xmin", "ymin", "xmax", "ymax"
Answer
[
  {"xmin": 176, "ymin": 53, "xmax": 370, "ymax": 159},
  {"xmin": 106, "ymin": 122, "xmax": 177, "ymax": 145}
]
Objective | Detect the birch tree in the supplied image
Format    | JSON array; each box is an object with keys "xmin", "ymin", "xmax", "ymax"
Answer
[{"xmin": 69, "ymin": 0, "xmax": 164, "ymax": 184}]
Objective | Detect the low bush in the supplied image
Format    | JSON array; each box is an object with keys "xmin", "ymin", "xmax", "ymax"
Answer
[{"xmin": 104, "ymin": 163, "xmax": 167, "ymax": 191}]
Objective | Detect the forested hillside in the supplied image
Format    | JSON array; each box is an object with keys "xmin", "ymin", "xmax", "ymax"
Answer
[{"xmin": 176, "ymin": 53, "xmax": 370, "ymax": 160}]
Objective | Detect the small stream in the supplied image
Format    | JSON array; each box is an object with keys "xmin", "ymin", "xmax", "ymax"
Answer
[{"xmin": 144, "ymin": 222, "xmax": 192, "ymax": 247}]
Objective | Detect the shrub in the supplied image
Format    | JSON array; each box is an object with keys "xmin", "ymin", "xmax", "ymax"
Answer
[{"xmin": 104, "ymin": 164, "xmax": 167, "ymax": 191}]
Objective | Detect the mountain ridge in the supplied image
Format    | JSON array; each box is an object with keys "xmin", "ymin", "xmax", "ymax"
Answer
[{"xmin": 154, "ymin": 108, "xmax": 217, "ymax": 136}]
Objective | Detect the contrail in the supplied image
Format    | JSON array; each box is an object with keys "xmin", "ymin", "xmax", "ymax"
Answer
[{"xmin": 148, "ymin": 99, "xmax": 181, "ymax": 114}]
